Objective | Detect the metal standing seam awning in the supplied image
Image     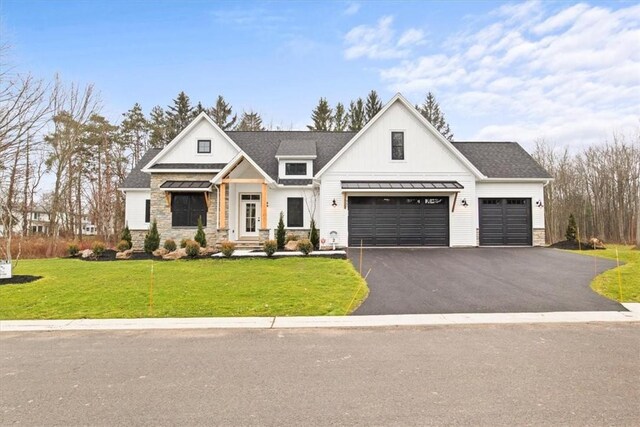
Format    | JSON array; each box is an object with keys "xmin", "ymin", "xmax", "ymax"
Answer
[{"xmin": 160, "ymin": 181, "xmax": 213, "ymax": 210}]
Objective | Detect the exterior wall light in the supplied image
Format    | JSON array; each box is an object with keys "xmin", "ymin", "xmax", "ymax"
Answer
[
  {"xmin": 461, "ymin": 198, "xmax": 468, "ymax": 207},
  {"xmin": 332, "ymin": 199, "xmax": 337, "ymax": 207},
  {"xmin": 536, "ymin": 200, "xmax": 544, "ymax": 208}
]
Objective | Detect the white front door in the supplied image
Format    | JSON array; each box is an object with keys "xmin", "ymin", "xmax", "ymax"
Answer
[{"xmin": 239, "ymin": 194, "xmax": 260, "ymax": 238}]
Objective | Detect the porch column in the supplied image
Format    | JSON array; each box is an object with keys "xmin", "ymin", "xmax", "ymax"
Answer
[
  {"xmin": 219, "ymin": 183, "xmax": 226, "ymax": 228},
  {"xmin": 261, "ymin": 182, "xmax": 268, "ymax": 226}
]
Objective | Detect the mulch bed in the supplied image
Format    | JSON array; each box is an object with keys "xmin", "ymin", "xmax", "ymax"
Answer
[
  {"xmin": 76, "ymin": 250, "xmax": 214, "ymax": 261},
  {"xmin": 549, "ymin": 240, "xmax": 605, "ymax": 250},
  {"xmin": 0, "ymin": 275, "xmax": 43, "ymax": 285}
]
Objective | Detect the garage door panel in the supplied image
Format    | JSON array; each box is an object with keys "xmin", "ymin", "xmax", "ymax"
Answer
[{"xmin": 479, "ymin": 198, "xmax": 532, "ymax": 246}]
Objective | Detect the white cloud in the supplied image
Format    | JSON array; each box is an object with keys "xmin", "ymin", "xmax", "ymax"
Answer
[
  {"xmin": 344, "ymin": 16, "xmax": 425, "ymax": 60},
  {"xmin": 366, "ymin": 2, "xmax": 640, "ymax": 147},
  {"xmin": 344, "ymin": 2, "xmax": 361, "ymax": 16}
]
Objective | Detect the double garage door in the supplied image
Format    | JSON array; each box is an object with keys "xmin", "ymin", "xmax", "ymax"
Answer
[
  {"xmin": 348, "ymin": 196, "xmax": 449, "ymax": 246},
  {"xmin": 479, "ymin": 198, "xmax": 532, "ymax": 246}
]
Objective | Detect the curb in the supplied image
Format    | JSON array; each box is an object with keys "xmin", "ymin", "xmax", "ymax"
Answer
[{"xmin": 1, "ymin": 307, "xmax": 639, "ymax": 332}]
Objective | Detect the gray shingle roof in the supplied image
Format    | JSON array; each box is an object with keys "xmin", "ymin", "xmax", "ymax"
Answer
[
  {"xmin": 277, "ymin": 178, "xmax": 313, "ymax": 186},
  {"xmin": 150, "ymin": 163, "xmax": 226, "ymax": 170},
  {"xmin": 276, "ymin": 139, "xmax": 317, "ymax": 157},
  {"xmin": 121, "ymin": 148, "xmax": 161, "ymax": 189},
  {"xmin": 452, "ymin": 142, "xmax": 552, "ymax": 179}
]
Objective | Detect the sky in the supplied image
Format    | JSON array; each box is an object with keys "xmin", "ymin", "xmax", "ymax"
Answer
[{"xmin": 2, "ymin": 0, "xmax": 639, "ymax": 151}]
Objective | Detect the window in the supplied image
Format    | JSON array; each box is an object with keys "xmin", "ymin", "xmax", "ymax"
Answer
[
  {"xmin": 197, "ymin": 139, "xmax": 211, "ymax": 153},
  {"xmin": 285, "ymin": 163, "xmax": 307, "ymax": 176},
  {"xmin": 172, "ymin": 193, "xmax": 207, "ymax": 227},
  {"xmin": 145, "ymin": 199, "xmax": 151, "ymax": 223},
  {"xmin": 391, "ymin": 131, "xmax": 404, "ymax": 160},
  {"xmin": 287, "ymin": 198, "xmax": 304, "ymax": 227}
]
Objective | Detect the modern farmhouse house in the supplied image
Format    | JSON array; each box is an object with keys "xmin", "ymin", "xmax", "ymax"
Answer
[{"xmin": 121, "ymin": 94, "xmax": 551, "ymax": 249}]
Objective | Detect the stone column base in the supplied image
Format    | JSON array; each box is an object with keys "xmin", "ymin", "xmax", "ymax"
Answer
[
  {"xmin": 259, "ymin": 229, "xmax": 271, "ymax": 243},
  {"xmin": 216, "ymin": 228, "xmax": 229, "ymax": 246},
  {"xmin": 533, "ymin": 228, "xmax": 546, "ymax": 246},
  {"xmin": 131, "ymin": 230, "xmax": 147, "ymax": 250}
]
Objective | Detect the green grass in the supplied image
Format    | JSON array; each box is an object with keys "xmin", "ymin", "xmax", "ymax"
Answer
[
  {"xmin": 0, "ymin": 258, "xmax": 368, "ymax": 319},
  {"xmin": 569, "ymin": 245, "xmax": 640, "ymax": 303}
]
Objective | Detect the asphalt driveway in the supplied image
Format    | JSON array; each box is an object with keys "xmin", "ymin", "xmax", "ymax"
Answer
[{"xmin": 349, "ymin": 248, "xmax": 624, "ymax": 315}]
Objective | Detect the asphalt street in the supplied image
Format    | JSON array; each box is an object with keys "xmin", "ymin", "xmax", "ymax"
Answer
[{"xmin": 1, "ymin": 323, "xmax": 639, "ymax": 426}]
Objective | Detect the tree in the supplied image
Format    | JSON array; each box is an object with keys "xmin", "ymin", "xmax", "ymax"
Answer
[
  {"xmin": 236, "ymin": 110, "xmax": 264, "ymax": 131},
  {"xmin": 276, "ymin": 212, "xmax": 285, "ymax": 250},
  {"xmin": 194, "ymin": 101, "xmax": 206, "ymax": 116},
  {"xmin": 209, "ymin": 95, "xmax": 237, "ymax": 130},
  {"xmin": 417, "ymin": 92, "xmax": 454, "ymax": 141},
  {"xmin": 309, "ymin": 219, "xmax": 319, "ymax": 250},
  {"xmin": 120, "ymin": 225, "xmax": 132, "ymax": 249},
  {"xmin": 348, "ymin": 98, "xmax": 365, "ymax": 131},
  {"xmin": 144, "ymin": 219, "xmax": 160, "ymax": 253},
  {"xmin": 120, "ymin": 103, "xmax": 148, "ymax": 164},
  {"xmin": 333, "ymin": 102, "xmax": 348, "ymax": 131},
  {"xmin": 308, "ymin": 97, "xmax": 332, "ymax": 131},
  {"xmin": 365, "ymin": 90, "xmax": 383, "ymax": 122},
  {"xmin": 565, "ymin": 214, "xmax": 577, "ymax": 241},
  {"xmin": 194, "ymin": 216, "xmax": 206, "ymax": 247},
  {"xmin": 148, "ymin": 105, "xmax": 167, "ymax": 147},
  {"xmin": 166, "ymin": 91, "xmax": 194, "ymax": 140}
]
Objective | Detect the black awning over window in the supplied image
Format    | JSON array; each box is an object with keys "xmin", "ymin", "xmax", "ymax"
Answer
[
  {"xmin": 341, "ymin": 181, "xmax": 463, "ymax": 190},
  {"xmin": 160, "ymin": 181, "xmax": 211, "ymax": 190}
]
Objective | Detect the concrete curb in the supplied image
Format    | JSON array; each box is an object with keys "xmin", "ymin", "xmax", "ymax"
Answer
[{"xmin": 1, "ymin": 309, "xmax": 639, "ymax": 332}]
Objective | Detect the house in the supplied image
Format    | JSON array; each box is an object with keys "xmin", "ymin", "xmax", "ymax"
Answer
[{"xmin": 121, "ymin": 93, "xmax": 551, "ymax": 249}]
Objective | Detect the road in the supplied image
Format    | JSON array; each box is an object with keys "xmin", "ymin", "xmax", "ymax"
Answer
[{"xmin": 1, "ymin": 324, "xmax": 639, "ymax": 426}]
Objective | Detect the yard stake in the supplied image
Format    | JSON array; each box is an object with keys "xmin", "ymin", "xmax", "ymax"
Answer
[
  {"xmin": 345, "ymin": 268, "xmax": 370, "ymax": 314},
  {"xmin": 359, "ymin": 239, "xmax": 363, "ymax": 277},
  {"xmin": 577, "ymin": 226, "xmax": 582, "ymax": 251},
  {"xmin": 615, "ymin": 247, "xmax": 622, "ymax": 301},
  {"xmin": 149, "ymin": 261, "xmax": 154, "ymax": 315}
]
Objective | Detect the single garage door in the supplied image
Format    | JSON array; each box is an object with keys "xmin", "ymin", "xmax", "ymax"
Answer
[
  {"xmin": 348, "ymin": 196, "xmax": 449, "ymax": 246},
  {"xmin": 479, "ymin": 198, "xmax": 532, "ymax": 246}
]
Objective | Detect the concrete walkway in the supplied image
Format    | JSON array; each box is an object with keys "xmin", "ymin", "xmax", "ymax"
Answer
[{"xmin": 2, "ymin": 304, "xmax": 638, "ymax": 332}]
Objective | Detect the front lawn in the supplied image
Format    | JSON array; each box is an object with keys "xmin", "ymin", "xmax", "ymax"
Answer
[
  {"xmin": 570, "ymin": 245, "xmax": 640, "ymax": 302},
  {"xmin": 0, "ymin": 258, "xmax": 368, "ymax": 319}
]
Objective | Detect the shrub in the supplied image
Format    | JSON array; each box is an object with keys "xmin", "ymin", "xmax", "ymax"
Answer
[
  {"xmin": 163, "ymin": 239, "xmax": 177, "ymax": 252},
  {"xmin": 120, "ymin": 225, "xmax": 132, "ymax": 249},
  {"xmin": 185, "ymin": 240, "xmax": 200, "ymax": 258},
  {"xmin": 566, "ymin": 214, "xmax": 577, "ymax": 241},
  {"xmin": 68, "ymin": 242, "xmax": 80, "ymax": 257},
  {"xmin": 309, "ymin": 219, "xmax": 319, "ymax": 250},
  {"xmin": 92, "ymin": 241, "xmax": 106, "ymax": 257},
  {"xmin": 276, "ymin": 211, "xmax": 286, "ymax": 250},
  {"xmin": 116, "ymin": 240, "xmax": 130, "ymax": 252},
  {"xmin": 297, "ymin": 239, "xmax": 313, "ymax": 255},
  {"xmin": 180, "ymin": 238, "xmax": 188, "ymax": 248},
  {"xmin": 221, "ymin": 241, "xmax": 236, "ymax": 258},
  {"xmin": 263, "ymin": 239, "xmax": 277, "ymax": 257},
  {"xmin": 144, "ymin": 219, "xmax": 160, "ymax": 254},
  {"xmin": 286, "ymin": 233, "xmax": 300, "ymax": 243},
  {"xmin": 194, "ymin": 216, "xmax": 207, "ymax": 247}
]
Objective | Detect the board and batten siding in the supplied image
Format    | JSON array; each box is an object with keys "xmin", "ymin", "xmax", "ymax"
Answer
[
  {"xmin": 475, "ymin": 182, "xmax": 545, "ymax": 230},
  {"xmin": 318, "ymin": 100, "xmax": 478, "ymax": 247},
  {"xmin": 158, "ymin": 119, "xmax": 239, "ymax": 165},
  {"xmin": 125, "ymin": 190, "xmax": 150, "ymax": 230}
]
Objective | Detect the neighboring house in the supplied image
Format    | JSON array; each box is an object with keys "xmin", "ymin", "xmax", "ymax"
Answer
[
  {"xmin": 121, "ymin": 93, "xmax": 551, "ymax": 249},
  {"xmin": 0, "ymin": 206, "xmax": 98, "ymax": 237}
]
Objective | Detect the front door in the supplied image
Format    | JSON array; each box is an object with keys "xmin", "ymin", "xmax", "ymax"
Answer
[{"xmin": 239, "ymin": 194, "xmax": 260, "ymax": 238}]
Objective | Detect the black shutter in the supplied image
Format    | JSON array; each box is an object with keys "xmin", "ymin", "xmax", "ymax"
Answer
[
  {"xmin": 287, "ymin": 198, "xmax": 304, "ymax": 227},
  {"xmin": 145, "ymin": 200, "xmax": 151, "ymax": 223}
]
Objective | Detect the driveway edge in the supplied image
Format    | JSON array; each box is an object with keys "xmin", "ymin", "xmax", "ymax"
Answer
[{"xmin": 1, "ymin": 310, "xmax": 639, "ymax": 332}]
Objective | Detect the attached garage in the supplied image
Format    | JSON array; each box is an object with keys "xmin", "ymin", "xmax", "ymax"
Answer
[
  {"xmin": 479, "ymin": 198, "xmax": 532, "ymax": 246},
  {"xmin": 348, "ymin": 196, "xmax": 449, "ymax": 247}
]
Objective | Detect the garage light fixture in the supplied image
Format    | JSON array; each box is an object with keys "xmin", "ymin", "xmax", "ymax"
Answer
[
  {"xmin": 536, "ymin": 200, "xmax": 544, "ymax": 208},
  {"xmin": 461, "ymin": 198, "xmax": 468, "ymax": 207},
  {"xmin": 332, "ymin": 199, "xmax": 337, "ymax": 207}
]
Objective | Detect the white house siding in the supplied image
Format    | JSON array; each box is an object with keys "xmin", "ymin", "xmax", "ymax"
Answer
[
  {"xmin": 318, "ymin": 100, "xmax": 478, "ymax": 247},
  {"xmin": 125, "ymin": 190, "xmax": 150, "ymax": 231},
  {"xmin": 157, "ymin": 119, "xmax": 239, "ymax": 165}
]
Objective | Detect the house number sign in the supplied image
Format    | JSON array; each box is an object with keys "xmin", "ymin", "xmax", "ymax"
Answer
[
  {"xmin": 0, "ymin": 262, "xmax": 12, "ymax": 279},
  {"xmin": 424, "ymin": 198, "xmax": 443, "ymax": 204}
]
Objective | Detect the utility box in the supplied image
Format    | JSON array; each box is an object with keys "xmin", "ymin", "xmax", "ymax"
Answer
[{"xmin": 0, "ymin": 261, "xmax": 12, "ymax": 279}]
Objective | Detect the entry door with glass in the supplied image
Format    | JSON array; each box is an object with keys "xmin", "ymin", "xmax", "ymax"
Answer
[{"xmin": 239, "ymin": 194, "xmax": 260, "ymax": 238}]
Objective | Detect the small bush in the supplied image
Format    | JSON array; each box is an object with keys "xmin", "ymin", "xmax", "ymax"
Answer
[
  {"xmin": 120, "ymin": 225, "xmax": 132, "ymax": 249},
  {"xmin": 286, "ymin": 233, "xmax": 300, "ymax": 243},
  {"xmin": 144, "ymin": 219, "xmax": 160, "ymax": 254},
  {"xmin": 164, "ymin": 239, "xmax": 177, "ymax": 252},
  {"xmin": 276, "ymin": 212, "xmax": 286, "ymax": 250},
  {"xmin": 180, "ymin": 238, "xmax": 188, "ymax": 248},
  {"xmin": 221, "ymin": 241, "xmax": 236, "ymax": 258},
  {"xmin": 297, "ymin": 239, "xmax": 313, "ymax": 255},
  {"xmin": 263, "ymin": 239, "xmax": 277, "ymax": 257},
  {"xmin": 185, "ymin": 240, "xmax": 200, "ymax": 258},
  {"xmin": 116, "ymin": 240, "xmax": 130, "ymax": 252},
  {"xmin": 92, "ymin": 241, "xmax": 106, "ymax": 257},
  {"xmin": 566, "ymin": 214, "xmax": 577, "ymax": 241},
  {"xmin": 68, "ymin": 243, "xmax": 80, "ymax": 257},
  {"xmin": 194, "ymin": 216, "xmax": 207, "ymax": 247},
  {"xmin": 309, "ymin": 219, "xmax": 319, "ymax": 250}
]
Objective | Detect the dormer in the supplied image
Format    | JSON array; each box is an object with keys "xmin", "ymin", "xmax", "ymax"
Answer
[{"xmin": 275, "ymin": 139, "xmax": 317, "ymax": 180}]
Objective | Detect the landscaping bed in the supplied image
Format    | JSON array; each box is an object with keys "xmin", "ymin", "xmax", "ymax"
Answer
[{"xmin": 550, "ymin": 239, "xmax": 604, "ymax": 250}]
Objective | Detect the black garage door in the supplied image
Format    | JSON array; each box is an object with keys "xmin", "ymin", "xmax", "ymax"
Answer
[
  {"xmin": 348, "ymin": 196, "xmax": 449, "ymax": 246},
  {"xmin": 479, "ymin": 198, "xmax": 532, "ymax": 246}
]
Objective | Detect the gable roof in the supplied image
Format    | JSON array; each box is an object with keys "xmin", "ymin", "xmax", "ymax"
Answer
[
  {"xmin": 452, "ymin": 142, "xmax": 552, "ymax": 179},
  {"xmin": 121, "ymin": 148, "xmax": 161, "ymax": 189},
  {"xmin": 276, "ymin": 139, "xmax": 317, "ymax": 158}
]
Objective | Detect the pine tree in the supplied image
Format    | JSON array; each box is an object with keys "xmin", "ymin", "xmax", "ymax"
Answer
[
  {"xmin": 365, "ymin": 90, "xmax": 383, "ymax": 122},
  {"xmin": 308, "ymin": 97, "xmax": 333, "ymax": 131},
  {"xmin": 209, "ymin": 95, "xmax": 237, "ymax": 130},
  {"xmin": 148, "ymin": 105, "xmax": 168, "ymax": 147},
  {"xmin": 144, "ymin": 219, "xmax": 160, "ymax": 253},
  {"xmin": 194, "ymin": 102, "xmax": 207, "ymax": 116},
  {"xmin": 348, "ymin": 98, "xmax": 365, "ymax": 131},
  {"xmin": 194, "ymin": 216, "xmax": 206, "ymax": 247},
  {"xmin": 309, "ymin": 219, "xmax": 319, "ymax": 250},
  {"xmin": 120, "ymin": 225, "xmax": 132, "ymax": 249},
  {"xmin": 333, "ymin": 102, "xmax": 348, "ymax": 131},
  {"xmin": 236, "ymin": 110, "xmax": 265, "ymax": 131},
  {"xmin": 417, "ymin": 92, "xmax": 454, "ymax": 141},
  {"xmin": 166, "ymin": 91, "xmax": 194, "ymax": 141},
  {"xmin": 276, "ymin": 212, "xmax": 286, "ymax": 250},
  {"xmin": 120, "ymin": 103, "xmax": 149, "ymax": 163},
  {"xmin": 565, "ymin": 214, "xmax": 577, "ymax": 241}
]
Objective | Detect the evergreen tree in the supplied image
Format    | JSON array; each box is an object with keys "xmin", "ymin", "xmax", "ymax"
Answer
[
  {"xmin": 148, "ymin": 105, "xmax": 168, "ymax": 147},
  {"xmin": 194, "ymin": 101, "xmax": 207, "ymax": 116},
  {"xmin": 333, "ymin": 102, "xmax": 348, "ymax": 131},
  {"xmin": 417, "ymin": 92, "xmax": 454, "ymax": 141},
  {"xmin": 565, "ymin": 214, "xmax": 577, "ymax": 241},
  {"xmin": 276, "ymin": 212, "xmax": 286, "ymax": 250},
  {"xmin": 307, "ymin": 97, "xmax": 333, "ymax": 131},
  {"xmin": 365, "ymin": 90, "xmax": 383, "ymax": 122},
  {"xmin": 120, "ymin": 103, "xmax": 149, "ymax": 163},
  {"xmin": 309, "ymin": 219, "xmax": 319, "ymax": 250},
  {"xmin": 144, "ymin": 219, "xmax": 160, "ymax": 253},
  {"xmin": 209, "ymin": 95, "xmax": 237, "ymax": 130},
  {"xmin": 166, "ymin": 91, "xmax": 194, "ymax": 140},
  {"xmin": 194, "ymin": 216, "xmax": 206, "ymax": 247},
  {"xmin": 236, "ymin": 110, "xmax": 265, "ymax": 131},
  {"xmin": 348, "ymin": 98, "xmax": 365, "ymax": 131},
  {"xmin": 120, "ymin": 225, "xmax": 132, "ymax": 249}
]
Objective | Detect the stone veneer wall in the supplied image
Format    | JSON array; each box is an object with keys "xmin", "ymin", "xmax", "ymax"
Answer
[
  {"xmin": 131, "ymin": 230, "xmax": 147, "ymax": 250},
  {"xmin": 533, "ymin": 228, "xmax": 546, "ymax": 247},
  {"xmin": 150, "ymin": 173, "xmax": 219, "ymax": 246}
]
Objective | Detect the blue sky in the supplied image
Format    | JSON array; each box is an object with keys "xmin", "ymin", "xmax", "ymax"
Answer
[{"xmin": 2, "ymin": 0, "xmax": 638, "ymax": 149}]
